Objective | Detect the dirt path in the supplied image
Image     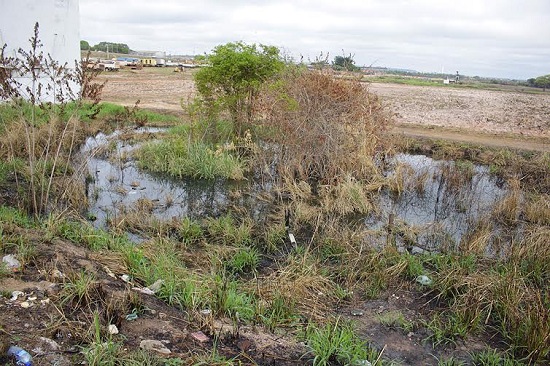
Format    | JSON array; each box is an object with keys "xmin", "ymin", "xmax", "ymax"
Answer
[
  {"xmin": 392, "ymin": 124, "xmax": 550, "ymax": 152},
  {"xmin": 97, "ymin": 69, "xmax": 550, "ymax": 152}
]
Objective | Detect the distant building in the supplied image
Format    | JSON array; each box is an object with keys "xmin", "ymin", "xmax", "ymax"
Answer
[{"xmin": 0, "ymin": 0, "xmax": 81, "ymax": 102}]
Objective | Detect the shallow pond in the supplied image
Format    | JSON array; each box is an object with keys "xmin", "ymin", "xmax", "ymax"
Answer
[{"xmin": 81, "ymin": 129, "xmax": 507, "ymax": 250}]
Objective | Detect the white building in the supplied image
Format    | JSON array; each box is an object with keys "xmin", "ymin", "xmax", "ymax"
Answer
[{"xmin": 0, "ymin": 0, "xmax": 81, "ymax": 102}]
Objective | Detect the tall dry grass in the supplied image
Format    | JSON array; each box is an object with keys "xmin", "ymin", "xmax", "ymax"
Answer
[
  {"xmin": 0, "ymin": 23, "xmax": 105, "ymax": 216},
  {"xmin": 260, "ymin": 69, "xmax": 392, "ymax": 186}
]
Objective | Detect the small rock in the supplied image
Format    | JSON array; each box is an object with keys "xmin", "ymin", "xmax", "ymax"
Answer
[
  {"xmin": 158, "ymin": 312, "xmax": 167, "ymax": 320},
  {"xmin": 2, "ymin": 254, "xmax": 21, "ymax": 271},
  {"xmin": 41, "ymin": 298, "xmax": 51, "ymax": 306},
  {"xmin": 350, "ymin": 309, "xmax": 364, "ymax": 316},
  {"xmin": 32, "ymin": 337, "xmax": 60, "ymax": 355},
  {"xmin": 10, "ymin": 291, "xmax": 24, "ymax": 301},
  {"xmin": 190, "ymin": 331, "xmax": 209, "ymax": 343},
  {"xmin": 108, "ymin": 324, "xmax": 119, "ymax": 335},
  {"xmin": 407, "ymin": 332, "xmax": 414, "ymax": 338},
  {"xmin": 20, "ymin": 301, "xmax": 31, "ymax": 308},
  {"xmin": 148, "ymin": 279, "xmax": 164, "ymax": 293},
  {"xmin": 416, "ymin": 275, "xmax": 433, "ymax": 286},
  {"xmin": 200, "ymin": 309, "xmax": 212, "ymax": 316},
  {"xmin": 52, "ymin": 269, "xmax": 64, "ymax": 279},
  {"xmin": 139, "ymin": 339, "xmax": 171, "ymax": 355},
  {"xmin": 410, "ymin": 246, "xmax": 425, "ymax": 255},
  {"xmin": 121, "ymin": 274, "xmax": 131, "ymax": 283},
  {"xmin": 132, "ymin": 287, "xmax": 155, "ymax": 295},
  {"xmin": 27, "ymin": 295, "xmax": 37, "ymax": 301}
]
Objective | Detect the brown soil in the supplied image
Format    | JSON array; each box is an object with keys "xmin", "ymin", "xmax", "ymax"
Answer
[
  {"xmin": 0, "ymin": 227, "xmax": 504, "ymax": 365},
  {"xmin": 97, "ymin": 68, "xmax": 550, "ymax": 152},
  {"xmin": 0, "ymin": 227, "xmax": 308, "ymax": 365}
]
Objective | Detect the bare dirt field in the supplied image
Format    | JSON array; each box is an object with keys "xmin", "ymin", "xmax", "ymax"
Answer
[{"xmin": 97, "ymin": 68, "xmax": 550, "ymax": 151}]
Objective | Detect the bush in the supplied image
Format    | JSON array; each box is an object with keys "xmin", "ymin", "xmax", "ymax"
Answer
[{"xmin": 261, "ymin": 69, "xmax": 391, "ymax": 185}]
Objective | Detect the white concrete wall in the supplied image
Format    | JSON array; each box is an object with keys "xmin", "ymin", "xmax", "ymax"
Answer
[{"xmin": 0, "ymin": 0, "xmax": 80, "ymax": 102}]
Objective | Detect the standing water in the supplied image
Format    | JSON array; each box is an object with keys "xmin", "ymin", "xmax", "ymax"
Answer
[{"xmin": 80, "ymin": 129, "xmax": 507, "ymax": 249}]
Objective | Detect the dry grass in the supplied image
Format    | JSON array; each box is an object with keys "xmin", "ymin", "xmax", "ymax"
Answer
[
  {"xmin": 319, "ymin": 175, "xmax": 376, "ymax": 216},
  {"xmin": 459, "ymin": 220, "xmax": 493, "ymax": 255},
  {"xmin": 492, "ymin": 178, "xmax": 522, "ymax": 226},
  {"xmin": 524, "ymin": 194, "xmax": 550, "ymax": 225},
  {"xmin": 260, "ymin": 248, "xmax": 339, "ymax": 320},
  {"xmin": 261, "ymin": 69, "xmax": 391, "ymax": 185}
]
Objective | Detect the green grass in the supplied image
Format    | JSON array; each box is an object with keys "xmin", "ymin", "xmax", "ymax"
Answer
[
  {"xmin": 90, "ymin": 102, "xmax": 179, "ymax": 125},
  {"xmin": 137, "ymin": 138, "xmax": 244, "ymax": 180},
  {"xmin": 206, "ymin": 214, "xmax": 252, "ymax": 246},
  {"xmin": 0, "ymin": 205, "xmax": 36, "ymax": 228},
  {"xmin": 306, "ymin": 319, "xmax": 382, "ymax": 366},
  {"xmin": 226, "ymin": 246, "xmax": 260, "ymax": 275},
  {"xmin": 178, "ymin": 217, "xmax": 204, "ymax": 245},
  {"xmin": 470, "ymin": 349, "xmax": 525, "ymax": 366},
  {"xmin": 377, "ymin": 310, "xmax": 414, "ymax": 333},
  {"xmin": 59, "ymin": 270, "xmax": 98, "ymax": 308},
  {"xmin": 211, "ymin": 276, "xmax": 256, "ymax": 321}
]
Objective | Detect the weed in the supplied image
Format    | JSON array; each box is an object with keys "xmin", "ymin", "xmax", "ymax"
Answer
[
  {"xmin": 206, "ymin": 214, "xmax": 252, "ymax": 247},
  {"xmin": 0, "ymin": 205, "xmax": 35, "ymax": 228},
  {"xmin": 437, "ymin": 356, "xmax": 466, "ymax": 366},
  {"xmin": 377, "ymin": 310, "xmax": 414, "ymax": 333},
  {"xmin": 226, "ymin": 246, "xmax": 260, "ymax": 275},
  {"xmin": 260, "ymin": 293, "xmax": 299, "ymax": 331},
  {"xmin": 306, "ymin": 319, "xmax": 381, "ymax": 366},
  {"xmin": 59, "ymin": 270, "xmax": 101, "ymax": 309},
  {"xmin": 0, "ymin": 24, "xmax": 104, "ymax": 217},
  {"xmin": 121, "ymin": 350, "xmax": 164, "ymax": 365},
  {"xmin": 81, "ymin": 312, "xmax": 122, "ymax": 366},
  {"xmin": 137, "ymin": 135, "xmax": 244, "ymax": 180},
  {"xmin": 261, "ymin": 69, "xmax": 391, "ymax": 185},
  {"xmin": 423, "ymin": 312, "xmax": 469, "ymax": 347},
  {"xmin": 0, "ymin": 262, "xmax": 9, "ymax": 278},
  {"xmin": 211, "ymin": 275, "xmax": 256, "ymax": 322},
  {"xmin": 470, "ymin": 348, "xmax": 524, "ymax": 366},
  {"xmin": 262, "ymin": 222, "xmax": 286, "ymax": 253},
  {"xmin": 178, "ymin": 217, "xmax": 204, "ymax": 245}
]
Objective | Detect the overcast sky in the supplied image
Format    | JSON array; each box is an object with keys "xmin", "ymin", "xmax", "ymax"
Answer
[{"xmin": 80, "ymin": 0, "xmax": 550, "ymax": 79}]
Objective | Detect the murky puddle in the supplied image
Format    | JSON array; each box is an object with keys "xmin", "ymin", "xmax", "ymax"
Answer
[
  {"xmin": 80, "ymin": 129, "xmax": 507, "ymax": 249},
  {"xmin": 376, "ymin": 154, "xmax": 507, "ymax": 251}
]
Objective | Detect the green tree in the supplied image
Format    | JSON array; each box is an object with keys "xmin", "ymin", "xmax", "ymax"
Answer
[
  {"xmin": 92, "ymin": 42, "xmax": 130, "ymax": 54},
  {"xmin": 534, "ymin": 74, "xmax": 550, "ymax": 91},
  {"xmin": 332, "ymin": 54, "xmax": 359, "ymax": 72},
  {"xmin": 80, "ymin": 40, "xmax": 90, "ymax": 50},
  {"xmin": 194, "ymin": 41, "xmax": 284, "ymax": 135}
]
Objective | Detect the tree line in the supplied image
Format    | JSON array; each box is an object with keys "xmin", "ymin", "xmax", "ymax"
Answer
[{"xmin": 80, "ymin": 40, "xmax": 130, "ymax": 54}]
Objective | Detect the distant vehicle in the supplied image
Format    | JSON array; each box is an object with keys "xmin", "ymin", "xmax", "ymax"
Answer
[
  {"xmin": 101, "ymin": 60, "xmax": 120, "ymax": 72},
  {"xmin": 155, "ymin": 59, "xmax": 166, "ymax": 67},
  {"xmin": 141, "ymin": 58, "xmax": 157, "ymax": 67}
]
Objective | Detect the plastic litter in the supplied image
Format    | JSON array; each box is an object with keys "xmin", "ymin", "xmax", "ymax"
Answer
[
  {"xmin": 10, "ymin": 291, "xmax": 24, "ymax": 301},
  {"xmin": 7, "ymin": 345, "xmax": 33, "ymax": 366}
]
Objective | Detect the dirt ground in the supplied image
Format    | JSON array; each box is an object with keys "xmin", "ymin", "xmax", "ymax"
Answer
[
  {"xmin": 97, "ymin": 68, "xmax": 550, "ymax": 152},
  {"xmin": 0, "ymin": 228, "xmax": 494, "ymax": 365}
]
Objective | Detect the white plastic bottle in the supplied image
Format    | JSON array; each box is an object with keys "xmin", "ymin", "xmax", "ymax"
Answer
[{"xmin": 7, "ymin": 346, "xmax": 33, "ymax": 366}]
